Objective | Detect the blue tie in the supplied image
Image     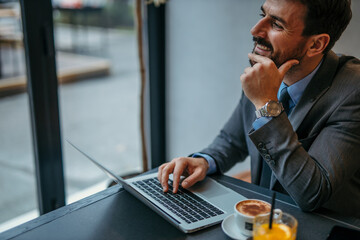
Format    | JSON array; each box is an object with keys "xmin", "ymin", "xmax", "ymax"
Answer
[
  {"xmin": 279, "ymin": 87, "xmax": 291, "ymax": 115},
  {"xmin": 260, "ymin": 158, "xmax": 272, "ymax": 188}
]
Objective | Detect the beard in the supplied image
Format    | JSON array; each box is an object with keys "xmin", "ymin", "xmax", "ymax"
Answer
[{"xmin": 250, "ymin": 37, "xmax": 307, "ymax": 73}]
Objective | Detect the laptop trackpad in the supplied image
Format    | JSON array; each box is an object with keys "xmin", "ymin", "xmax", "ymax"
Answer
[{"xmin": 188, "ymin": 177, "xmax": 231, "ymax": 199}]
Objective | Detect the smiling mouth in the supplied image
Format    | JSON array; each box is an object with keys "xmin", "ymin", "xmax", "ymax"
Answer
[
  {"xmin": 253, "ymin": 43, "xmax": 272, "ymax": 58},
  {"xmin": 252, "ymin": 36, "xmax": 273, "ymax": 57},
  {"xmin": 256, "ymin": 44, "xmax": 271, "ymax": 51}
]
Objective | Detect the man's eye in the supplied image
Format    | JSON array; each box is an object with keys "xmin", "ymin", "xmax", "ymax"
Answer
[
  {"xmin": 259, "ymin": 13, "xmax": 265, "ymax": 18},
  {"xmin": 272, "ymin": 22, "xmax": 283, "ymax": 30}
]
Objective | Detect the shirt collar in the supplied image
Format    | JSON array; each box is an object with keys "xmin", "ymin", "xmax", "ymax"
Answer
[{"xmin": 277, "ymin": 60, "xmax": 323, "ymax": 105}]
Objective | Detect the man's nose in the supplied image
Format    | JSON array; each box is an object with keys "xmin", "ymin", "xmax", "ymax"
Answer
[{"xmin": 250, "ymin": 18, "xmax": 268, "ymax": 38}]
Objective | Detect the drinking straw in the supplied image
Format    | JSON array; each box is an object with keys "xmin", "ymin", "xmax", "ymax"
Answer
[{"xmin": 269, "ymin": 192, "xmax": 276, "ymax": 229}]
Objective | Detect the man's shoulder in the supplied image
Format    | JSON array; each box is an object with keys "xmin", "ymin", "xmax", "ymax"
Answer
[
  {"xmin": 332, "ymin": 53, "xmax": 360, "ymax": 83},
  {"xmin": 328, "ymin": 53, "xmax": 360, "ymax": 98},
  {"xmin": 336, "ymin": 53, "xmax": 360, "ymax": 74}
]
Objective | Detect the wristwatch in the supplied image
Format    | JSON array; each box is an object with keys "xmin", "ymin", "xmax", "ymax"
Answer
[{"xmin": 255, "ymin": 100, "xmax": 284, "ymax": 118}]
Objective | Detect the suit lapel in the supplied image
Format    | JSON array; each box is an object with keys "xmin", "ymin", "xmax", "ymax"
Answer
[
  {"xmin": 288, "ymin": 51, "xmax": 339, "ymax": 131},
  {"xmin": 270, "ymin": 51, "xmax": 340, "ymax": 190}
]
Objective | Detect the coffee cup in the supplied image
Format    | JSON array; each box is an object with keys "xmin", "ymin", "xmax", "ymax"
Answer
[{"xmin": 234, "ymin": 199, "xmax": 280, "ymax": 237}]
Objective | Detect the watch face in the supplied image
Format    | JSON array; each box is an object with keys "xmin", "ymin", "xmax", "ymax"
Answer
[{"xmin": 266, "ymin": 101, "xmax": 282, "ymax": 116}]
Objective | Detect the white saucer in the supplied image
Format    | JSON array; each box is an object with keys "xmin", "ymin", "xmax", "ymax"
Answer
[{"xmin": 221, "ymin": 214, "xmax": 251, "ymax": 240}]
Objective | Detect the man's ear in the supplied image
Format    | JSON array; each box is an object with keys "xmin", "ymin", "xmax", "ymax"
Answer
[{"xmin": 307, "ymin": 34, "xmax": 330, "ymax": 57}]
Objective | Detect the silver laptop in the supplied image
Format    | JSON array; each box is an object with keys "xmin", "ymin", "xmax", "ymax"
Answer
[{"xmin": 67, "ymin": 141, "xmax": 246, "ymax": 233}]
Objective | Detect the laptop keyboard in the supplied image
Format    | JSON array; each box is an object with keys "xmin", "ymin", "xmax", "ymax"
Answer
[{"xmin": 133, "ymin": 177, "xmax": 224, "ymax": 224}]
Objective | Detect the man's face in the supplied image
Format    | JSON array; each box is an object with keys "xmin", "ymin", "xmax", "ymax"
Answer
[{"xmin": 250, "ymin": 0, "xmax": 310, "ymax": 68}]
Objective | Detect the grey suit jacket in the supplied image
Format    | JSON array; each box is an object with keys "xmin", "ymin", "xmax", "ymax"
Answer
[{"xmin": 201, "ymin": 51, "xmax": 360, "ymax": 217}]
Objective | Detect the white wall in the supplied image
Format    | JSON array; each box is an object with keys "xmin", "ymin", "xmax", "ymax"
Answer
[
  {"xmin": 166, "ymin": 0, "xmax": 261, "ymax": 160},
  {"xmin": 333, "ymin": 1, "xmax": 360, "ymax": 56},
  {"xmin": 165, "ymin": 0, "xmax": 360, "ymax": 173}
]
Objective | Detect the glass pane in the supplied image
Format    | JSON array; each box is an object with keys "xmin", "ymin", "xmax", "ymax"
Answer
[
  {"xmin": 52, "ymin": 0, "xmax": 142, "ymax": 203},
  {"xmin": 0, "ymin": 0, "xmax": 39, "ymax": 232}
]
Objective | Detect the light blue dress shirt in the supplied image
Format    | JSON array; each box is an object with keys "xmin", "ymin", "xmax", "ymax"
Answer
[{"xmin": 194, "ymin": 60, "xmax": 323, "ymax": 174}]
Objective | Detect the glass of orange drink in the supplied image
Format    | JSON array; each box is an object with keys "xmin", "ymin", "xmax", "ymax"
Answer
[{"xmin": 253, "ymin": 211, "xmax": 298, "ymax": 240}]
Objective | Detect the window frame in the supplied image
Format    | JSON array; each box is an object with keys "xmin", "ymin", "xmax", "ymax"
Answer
[{"xmin": 18, "ymin": 0, "xmax": 167, "ymax": 215}]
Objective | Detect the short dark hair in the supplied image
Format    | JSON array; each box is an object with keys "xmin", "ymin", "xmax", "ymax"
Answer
[{"xmin": 298, "ymin": 0, "xmax": 352, "ymax": 53}]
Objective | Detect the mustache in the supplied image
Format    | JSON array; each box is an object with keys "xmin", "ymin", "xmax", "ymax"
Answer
[{"xmin": 253, "ymin": 37, "xmax": 273, "ymax": 51}]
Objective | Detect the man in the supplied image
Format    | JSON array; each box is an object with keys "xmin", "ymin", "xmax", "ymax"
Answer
[{"xmin": 158, "ymin": 0, "xmax": 360, "ymax": 217}]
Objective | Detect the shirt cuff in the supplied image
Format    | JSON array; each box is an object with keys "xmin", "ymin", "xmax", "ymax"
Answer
[
  {"xmin": 252, "ymin": 117, "xmax": 272, "ymax": 130},
  {"xmin": 192, "ymin": 153, "xmax": 217, "ymax": 175}
]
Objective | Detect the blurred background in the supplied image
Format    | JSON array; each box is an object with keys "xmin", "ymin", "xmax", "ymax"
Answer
[
  {"xmin": 0, "ymin": 0, "xmax": 142, "ymax": 231},
  {"xmin": 0, "ymin": 0, "xmax": 359, "ymax": 233}
]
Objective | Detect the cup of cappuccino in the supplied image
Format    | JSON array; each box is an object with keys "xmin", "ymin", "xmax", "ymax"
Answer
[{"xmin": 234, "ymin": 199, "xmax": 280, "ymax": 237}]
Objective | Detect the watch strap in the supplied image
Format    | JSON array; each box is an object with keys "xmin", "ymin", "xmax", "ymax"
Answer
[{"xmin": 255, "ymin": 101, "xmax": 283, "ymax": 118}]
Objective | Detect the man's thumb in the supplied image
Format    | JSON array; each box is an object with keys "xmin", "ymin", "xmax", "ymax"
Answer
[
  {"xmin": 279, "ymin": 59, "xmax": 299, "ymax": 77},
  {"xmin": 182, "ymin": 170, "xmax": 203, "ymax": 189}
]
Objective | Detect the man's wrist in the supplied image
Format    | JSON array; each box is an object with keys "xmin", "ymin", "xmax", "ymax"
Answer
[
  {"xmin": 192, "ymin": 153, "xmax": 217, "ymax": 174},
  {"xmin": 254, "ymin": 97, "xmax": 278, "ymax": 110},
  {"xmin": 255, "ymin": 100, "xmax": 283, "ymax": 118}
]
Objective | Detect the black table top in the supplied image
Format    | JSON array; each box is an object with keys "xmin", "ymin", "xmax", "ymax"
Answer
[{"xmin": 1, "ymin": 174, "xmax": 360, "ymax": 240}]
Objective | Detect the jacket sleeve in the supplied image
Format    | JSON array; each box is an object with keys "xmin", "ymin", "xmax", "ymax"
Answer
[
  {"xmin": 249, "ymin": 88, "xmax": 360, "ymax": 211},
  {"xmin": 200, "ymin": 94, "xmax": 251, "ymax": 173}
]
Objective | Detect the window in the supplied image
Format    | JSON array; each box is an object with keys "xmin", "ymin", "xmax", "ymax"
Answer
[
  {"xmin": 53, "ymin": 0, "xmax": 142, "ymax": 202},
  {"xmin": 0, "ymin": 0, "xmax": 38, "ymax": 231},
  {"xmin": 0, "ymin": 0, "xmax": 142, "ymax": 231}
]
